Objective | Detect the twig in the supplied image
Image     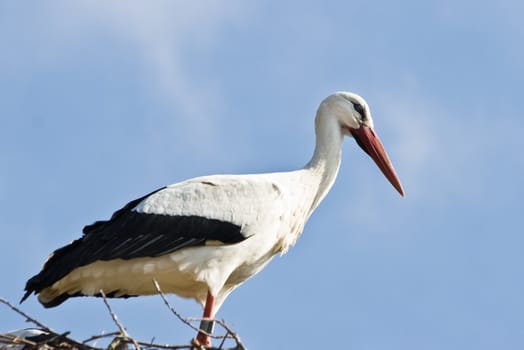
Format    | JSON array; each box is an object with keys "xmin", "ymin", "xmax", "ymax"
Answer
[
  {"xmin": 0, "ymin": 333, "xmax": 37, "ymax": 347},
  {"xmin": 134, "ymin": 340, "xmax": 194, "ymax": 349},
  {"xmin": 82, "ymin": 331, "xmax": 120, "ymax": 344},
  {"xmin": 188, "ymin": 319, "xmax": 246, "ymax": 350},
  {"xmin": 152, "ymin": 280, "xmax": 233, "ymax": 342},
  {"xmin": 213, "ymin": 320, "xmax": 245, "ymax": 350},
  {"xmin": 99, "ymin": 290, "xmax": 142, "ymax": 350},
  {"xmin": 152, "ymin": 280, "xmax": 246, "ymax": 349},
  {"xmin": 217, "ymin": 331, "xmax": 228, "ymax": 349},
  {"xmin": 99, "ymin": 290, "xmax": 128, "ymax": 337},
  {"xmin": 0, "ymin": 296, "xmax": 55, "ymax": 332},
  {"xmin": 152, "ymin": 280, "xmax": 205, "ymax": 335},
  {"xmin": 0, "ymin": 296, "xmax": 100, "ymax": 349},
  {"xmin": 2, "ymin": 293, "xmax": 247, "ymax": 350}
]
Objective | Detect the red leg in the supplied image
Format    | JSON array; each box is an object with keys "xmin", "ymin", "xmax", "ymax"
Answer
[{"xmin": 196, "ymin": 291, "xmax": 215, "ymax": 346}]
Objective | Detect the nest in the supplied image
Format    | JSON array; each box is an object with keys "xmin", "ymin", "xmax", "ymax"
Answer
[{"xmin": 1, "ymin": 282, "xmax": 246, "ymax": 350}]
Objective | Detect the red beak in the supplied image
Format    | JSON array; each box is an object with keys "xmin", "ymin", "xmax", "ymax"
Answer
[{"xmin": 350, "ymin": 125, "xmax": 405, "ymax": 196}]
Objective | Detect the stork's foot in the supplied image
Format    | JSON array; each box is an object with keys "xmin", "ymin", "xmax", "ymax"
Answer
[{"xmin": 192, "ymin": 334, "xmax": 211, "ymax": 349}]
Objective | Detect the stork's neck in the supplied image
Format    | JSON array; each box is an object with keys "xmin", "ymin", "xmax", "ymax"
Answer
[{"xmin": 304, "ymin": 111, "xmax": 344, "ymax": 210}]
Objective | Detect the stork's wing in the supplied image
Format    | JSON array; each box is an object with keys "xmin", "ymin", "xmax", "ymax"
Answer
[
  {"xmin": 80, "ymin": 186, "xmax": 246, "ymax": 259},
  {"xmin": 22, "ymin": 175, "xmax": 282, "ymax": 304}
]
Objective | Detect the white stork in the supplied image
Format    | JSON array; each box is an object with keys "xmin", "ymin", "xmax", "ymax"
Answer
[{"xmin": 22, "ymin": 92, "xmax": 404, "ymax": 346}]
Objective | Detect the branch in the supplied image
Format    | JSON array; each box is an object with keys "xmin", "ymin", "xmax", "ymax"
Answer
[
  {"xmin": 2, "ymin": 293, "xmax": 248, "ymax": 350},
  {"xmin": 99, "ymin": 290, "xmax": 142, "ymax": 350},
  {"xmin": 0, "ymin": 296, "xmax": 55, "ymax": 332},
  {"xmin": 0, "ymin": 296, "xmax": 99, "ymax": 350},
  {"xmin": 82, "ymin": 331, "xmax": 120, "ymax": 344},
  {"xmin": 152, "ymin": 280, "xmax": 205, "ymax": 335},
  {"xmin": 152, "ymin": 280, "xmax": 247, "ymax": 350}
]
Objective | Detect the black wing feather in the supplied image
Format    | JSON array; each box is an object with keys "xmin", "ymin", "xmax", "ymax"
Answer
[{"xmin": 22, "ymin": 186, "xmax": 246, "ymax": 304}]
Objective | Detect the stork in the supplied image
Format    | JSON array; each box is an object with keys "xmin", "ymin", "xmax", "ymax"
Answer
[{"xmin": 22, "ymin": 92, "xmax": 404, "ymax": 347}]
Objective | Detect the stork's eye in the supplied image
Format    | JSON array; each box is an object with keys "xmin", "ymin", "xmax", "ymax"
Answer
[{"xmin": 353, "ymin": 103, "xmax": 365, "ymax": 117}]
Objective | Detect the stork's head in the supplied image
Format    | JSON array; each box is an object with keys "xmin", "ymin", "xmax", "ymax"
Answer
[{"xmin": 319, "ymin": 92, "xmax": 405, "ymax": 196}]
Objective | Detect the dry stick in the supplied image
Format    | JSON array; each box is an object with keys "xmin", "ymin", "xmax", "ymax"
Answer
[
  {"xmin": 83, "ymin": 331, "xmax": 196, "ymax": 350},
  {"xmin": 31, "ymin": 332, "xmax": 78, "ymax": 350},
  {"xmin": 99, "ymin": 290, "xmax": 142, "ymax": 350},
  {"xmin": 205, "ymin": 319, "xmax": 245, "ymax": 350},
  {"xmin": 152, "ymin": 280, "xmax": 245, "ymax": 349},
  {"xmin": 185, "ymin": 318, "xmax": 246, "ymax": 350},
  {"xmin": 134, "ymin": 340, "xmax": 194, "ymax": 350},
  {"xmin": 82, "ymin": 331, "xmax": 121, "ymax": 344},
  {"xmin": 217, "ymin": 332, "xmax": 228, "ymax": 350},
  {"xmin": 152, "ymin": 280, "xmax": 225, "ymax": 340},
  {"xmin": 213, "ymin": 320, "xmax": 245, "ymax": 350},
  {"xmin": 2, "ymin": 294, "xmax": 244, "ymax": 350},
  {"xmin": 0, "ymin": 334, "xmax": 37, "ymax": 347},
  {"xmin": 0, "ymin": 296, "xmax": 55, "ymax": 332},
  {"xmin": 99, "ymin": 290, "xmax": 129, "ymax": 337},
  {"xmin": 1, "ymin": 296, "xmax": 100, "ymax": 350},
  {"xmin": 152, "ymin": 280, "xmax": 204, "ymax": 335}
]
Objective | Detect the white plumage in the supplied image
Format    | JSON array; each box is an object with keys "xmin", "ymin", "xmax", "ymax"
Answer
[{"xmin": 23, "ymin": 92, "xmax": 404, "ymax": 346}]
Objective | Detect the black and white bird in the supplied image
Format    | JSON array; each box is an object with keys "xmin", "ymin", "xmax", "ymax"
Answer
[{"xmin": 22, "ymin": 92, "xmax": 404, "ymax": 346}]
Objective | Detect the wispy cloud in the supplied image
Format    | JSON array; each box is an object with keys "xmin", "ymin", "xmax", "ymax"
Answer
[
  {"xmin": 1, "ymin": 1, "xmax": 253, "ymax": 156},
  {"xmin": 75, "ymin": 2, "xmax": 252, "ymax": 151}
]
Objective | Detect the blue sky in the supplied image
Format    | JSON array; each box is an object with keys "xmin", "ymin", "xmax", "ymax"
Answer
[{"xmin": 1, "ymin": 1, "xmax": 523, "ymax": 349}]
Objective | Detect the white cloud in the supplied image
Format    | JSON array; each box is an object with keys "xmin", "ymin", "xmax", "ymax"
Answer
[
  {"xmin": 1, "ymin": 1, "xmax": 253, "ymax": 156},
  {"xmin": 71, "ymin": 1, "xmax": 252, "ymax": 149}
]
